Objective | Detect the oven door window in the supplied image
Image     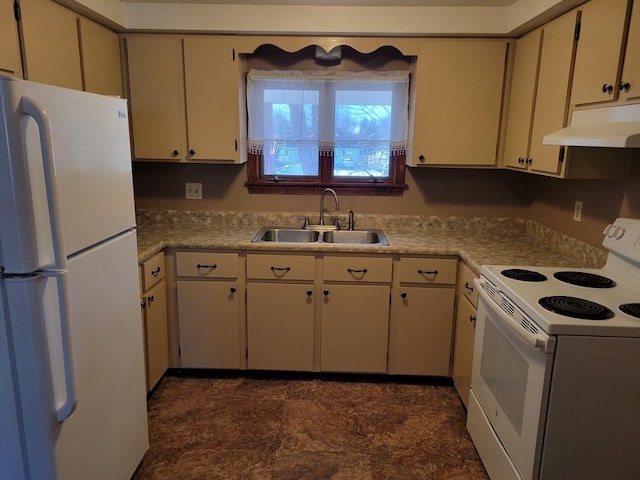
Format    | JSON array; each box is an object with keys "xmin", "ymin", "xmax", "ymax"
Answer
[{"xmin": 481, "ymin": 319, "xmax": 528, "ymax": 435}]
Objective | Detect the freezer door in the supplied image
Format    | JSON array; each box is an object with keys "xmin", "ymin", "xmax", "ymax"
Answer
[
  {"xmin": 0, "ymin": 77, "xmax": 135, "ymax": 273},
  {"xmin": 54, "ymin": 230, "xmax": 148, "ymax": 479}
]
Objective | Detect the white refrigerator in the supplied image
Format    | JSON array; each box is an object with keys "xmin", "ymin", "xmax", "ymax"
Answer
[{"xmin": 0, "ymin": 77, "xmax": 148, "ymax": 479}]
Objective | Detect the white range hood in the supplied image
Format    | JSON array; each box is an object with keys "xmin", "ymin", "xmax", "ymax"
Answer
[{"xmin": 543, "ymin": 104, "xmax": 640, "ymax": 148}]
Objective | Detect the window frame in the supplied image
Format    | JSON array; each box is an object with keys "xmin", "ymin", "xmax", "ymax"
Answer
[{"xmin": 245, "ymin": 70, "xmax": 409, "ymax": 195}]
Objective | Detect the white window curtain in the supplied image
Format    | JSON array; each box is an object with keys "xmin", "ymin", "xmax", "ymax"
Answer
[{"xmin": 246, "ymin": 69, "xmax": 410, "ymax": 158}]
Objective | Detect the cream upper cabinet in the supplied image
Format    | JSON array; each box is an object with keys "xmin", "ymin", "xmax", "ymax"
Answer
[
  {"xmin": 183, "ymin": 36, "xmax": 241, "ymax": 162},
  {"xmin": 502, "ymin": 29, "xmax": 543, "ymax": 170},
  {"xmin": 78, "ymin": 18, "xmax": 123, "ymax": 97},
  {"xmin": 571, "ymin": 0, "xmax": 630, "ymax": 106},
  {"xmin": 126, "ymin": 36, "xmax": 185, "ymax": 161},
  {"xmin": 620, "ymin": 0, "xmax": 640, "ymax": 101},
  {"xmin": 528, "ymin": 10, "xmax": 579, "ymax": 176},
  {"xmin": 19, "ymin": 0, "xmax": 83, "ymax": 90},
  {"xmin": 126, "ymin": 35, "xmax": 244, "ymax": 163},
  {"xmin": 0, "ymin": 0, "xmax": 22, "ymax": 77},
  {"xmin": 409, "ymin": 39, "xmax": 507, "ymax": 167}
]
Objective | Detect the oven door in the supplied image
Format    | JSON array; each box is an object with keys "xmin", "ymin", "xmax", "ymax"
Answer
[{"xmin": 468, "ymin": 279, "xmax": 555, "ymax": 480}]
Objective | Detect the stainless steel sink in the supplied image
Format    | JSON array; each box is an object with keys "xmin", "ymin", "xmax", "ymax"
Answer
[
  {"xmin": 253, "ymin": 228, "xmax": 320, "ymax": 243},
  {"xmin": 322, "ymin": 230, "xmax": 388, "ymax": 245},
  {"xmin": 251, "ymin": 227, "xmax": 388, "ymax": 245}
]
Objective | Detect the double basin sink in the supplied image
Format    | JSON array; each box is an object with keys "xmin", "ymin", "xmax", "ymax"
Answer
[{"xmin": 251, "ymin": 226, "xmax": 389, "ymax": 246}]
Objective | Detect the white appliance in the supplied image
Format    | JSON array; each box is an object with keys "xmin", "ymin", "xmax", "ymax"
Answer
[
  {"xmin": 467, "ymin": 217, "xmax": 640, "ymax": 480},
  {"xmin": 0, "ymin": 77, "xmax": 148, "ymax": 479}
]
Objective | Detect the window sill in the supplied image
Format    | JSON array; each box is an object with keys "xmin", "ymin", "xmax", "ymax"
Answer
[{"xmin": 245, "ymin": 182, "xmax": 408, "ymax": 196}]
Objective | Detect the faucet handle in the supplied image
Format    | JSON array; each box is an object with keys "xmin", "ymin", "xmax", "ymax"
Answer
[
  {"xmin": 347, "ymin": 209, "xmax": 355, "ymax": 230},
  {"xmin": 297, "ymin": 216, "xmax": 310, "ymax": 228}
]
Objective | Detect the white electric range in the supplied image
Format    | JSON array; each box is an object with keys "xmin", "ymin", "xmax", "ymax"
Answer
[{"xmin": 467, "ymin": 218, "xmax": 640, "ymax": 480}]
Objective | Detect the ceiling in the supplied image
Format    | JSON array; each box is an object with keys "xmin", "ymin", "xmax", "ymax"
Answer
[{"xmin": 119, "ymin": 0, "xmax": 519, "ymax": 4}]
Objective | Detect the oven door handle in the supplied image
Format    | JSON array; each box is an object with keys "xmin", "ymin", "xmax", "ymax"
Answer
[{"xmin": 474, "ymin": 278, "xmax": 555, "ymax": 353}]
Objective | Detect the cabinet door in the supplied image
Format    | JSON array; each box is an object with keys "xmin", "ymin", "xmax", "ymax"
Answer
[
  {"xmin": 246, "ymin": 283, "xmax": 314, "ymax": 371},
  {"xmin": 126, "ymin": 36, "xmax": 186, "ymax": 160},
  {"xmin": 143, "ymin": 279, "xmax": 168, "ymax": 391},
  {"xmin": 503, "ymin": 29, "xmax": 542, "ymax": 169},
  {"xmin": 392, "ymin": 287, "xmax": 455, "ymax": 376},
  {"xmin": 321, "ymin": 284, "xmax": 390, "ymax": 373},
  {"xmin": 0, "ymin": 0, "xmax": 22, "ymax": 77},
  {"xmin": 571, "ymin": 0, "xmax": 629, "ymax": 105},
  {"xmin": 452, "ymin": 295, "xmax": 476, "ymax": 409},
  {"xmin": 177, "ymin": 281, "xmax": 241, "ymax": 369},
  {"xmin": 183, "ymin": 36, "xmax": 241, "ymax": 162},
  {"xmin": 529, "ymin": 10, "xmax": 579, "ymax": 175},
  {"xmin": 620, "ymin": 0, "xmax": 640, "ymax": 101},
  {"xmin": 410, "ymin": 39, "xmax": 507, "ymax": 166},
  {"xmin": 78, "ymin": 18, "xmax": 123, "ymax": 97},
  {"xmin": 19, "ymin": 0, "xmax": 82, "ymax": 89}
]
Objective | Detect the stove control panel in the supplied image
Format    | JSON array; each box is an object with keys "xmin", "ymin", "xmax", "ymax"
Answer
[{"xmin": 602, "ymin": 218, "xmax": 640, "ymax": 263}]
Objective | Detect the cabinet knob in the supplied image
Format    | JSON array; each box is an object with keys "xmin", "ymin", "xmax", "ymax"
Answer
[
  {"xmin": 323, "ymin": 290, "xmax": 329, "ymax": 296},
  {"xmin": 172, "ymin": 149, "xmax": 179, "ymax": 157},
  {"xmin": 526, "ymin": 158, "xmax": 532, "ymax": 165},
  {"xmin": 230, "ymin": 287, "xmax": 236, "ymax": 293},
  {"xmin": 619, "ymin": 81, "xmax": 631, "ymax": 92},
  {"xmin": 400, "ymin": 292, "xmax": 407, "ymax": 299},
  {"xmin": 306, "ymin": 290, "xmax": 313, "ymax": 297},
  {"xmin": 418, "ymin": 154, "xmax": 425, "ymax": 162},
  {"xmin": 601, "ymin": 83, "xmax": 614, "ymax": 94},
  {"xmin": 464, "ymin": 281, "xmax": 474, "ymax": 293},
  {"xmin": 189, "ymin": 149, "xmax": 196, "ymax": 156},
  {"xmin": 148, "ymin": 295, "xmax": 154, "ymax": 304},
  {"xmin": 469, "ymin": 315, "xmax": 476, "ymax": 324}
]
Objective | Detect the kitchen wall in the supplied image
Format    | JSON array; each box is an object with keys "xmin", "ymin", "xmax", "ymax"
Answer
[
  {"xmin": 528, "ymin": 151, "xmax": 640, "ymax": 246},
  {"xmin": 133, "ymin": 153, "xmax": 640, "ymax": 247},
  {"xmin": 132, "ymin": 162, "xmax": 532, "ymax": 218}
]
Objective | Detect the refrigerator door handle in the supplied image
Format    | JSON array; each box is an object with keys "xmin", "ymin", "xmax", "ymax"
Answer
[
  {"xmin": 21, "ymin": 96, "xmax": 68, "ymax": 271},
  {"xmin": 42, "ymin": 270, "xmax": 77, "ymax": 421}
]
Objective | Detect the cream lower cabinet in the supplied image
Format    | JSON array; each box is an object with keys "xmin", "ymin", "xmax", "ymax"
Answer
[
  {"xmin": 320, "ymin": 256, "xmax": 392, "ymax": 373},
  {"xmin": 389, "ymin": 257, "xmax": 456, "ymax": 376},
  {"xmin": 176, "ymin": 251, "xmax": 242, "ymax": 369},
  {"xmin": 451, "ymin": 262, "xmax": 479, "ymax": 408},
  {"xmin": 246, "ymin": 254, "xmax": 315, "ymax": 371},
  {"xmin": 140, "ymin": 252, "xmax": 169, "ymax": 391}
]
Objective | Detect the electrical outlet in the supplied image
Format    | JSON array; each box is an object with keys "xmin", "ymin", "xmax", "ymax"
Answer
[
  {"xmin": 185, "ymin": 182, "xmax": 202, "ymax": 200},
  {"xmin": 573, "ymin": 200, "xmax": 583, "ymax": 222}
]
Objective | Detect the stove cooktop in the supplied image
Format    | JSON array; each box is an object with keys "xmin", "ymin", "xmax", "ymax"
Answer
[{"xmin": 481, "ymin": 264, "xmax": 639, "ymax": 337}]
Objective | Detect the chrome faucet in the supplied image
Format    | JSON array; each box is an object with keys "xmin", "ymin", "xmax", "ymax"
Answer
[{"xmin": 319, "ymin": 188, "xmax": 340, "ymax": 225}]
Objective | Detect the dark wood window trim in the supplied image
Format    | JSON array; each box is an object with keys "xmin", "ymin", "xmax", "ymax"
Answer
[{"xmin": 246, "ymin": 152, "xmax": 408, "ymax": 195}]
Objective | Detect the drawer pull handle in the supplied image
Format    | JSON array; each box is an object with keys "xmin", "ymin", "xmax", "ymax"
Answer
[
  {"xmin": 270, "ymin": 266, "xmax": 291, "ymax": 271},
  {"xmin": 469, "ymin": 315, "xmax": 477, "ymax": 324},
  {"xmin": 418, "ymin": 269, "xmax": 438, "ymax": 275},
  {"xmin": 464, "ymin": 281, "xmax": 474, "ymax": 292},
  {"xmin": 151, "ymin": 266, "xmax": 161, "ymax": 276},
  {"xmin": 148, "ymin": 295, "xmax": 154, "ymax": 304},
  {"xmin": 197, "ymin": 264, "xmax": 217, "ymax": 270},
  {"xmin": 347, "ymin": 268, "xmax": 367, "ymax": 273}
]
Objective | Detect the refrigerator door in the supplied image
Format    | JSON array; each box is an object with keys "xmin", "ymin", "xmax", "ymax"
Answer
[
  {"xmin": 0, "ymin": 77, "xmax": 136, "ymax": 273},
  {"xmin": 1, "ymin": 274, "xmax": 58, "ymax": 480},
  {"xmin": 54, "ymin": 230, "xmax": 148, "ymax": 479},
  {"xmin": 0, "ymin": 286, "xmax": 28, "ymax": 480}
]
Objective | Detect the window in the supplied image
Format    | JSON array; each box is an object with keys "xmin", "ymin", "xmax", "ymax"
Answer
[{"xmin": 246, "ymin": 69, "xmax": 409, "ymax": 194}]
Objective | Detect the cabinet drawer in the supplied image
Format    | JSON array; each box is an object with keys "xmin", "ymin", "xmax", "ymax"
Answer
[
  {"xmin": 141, "ymin": 251, "xmax": 165, "ymax": 291},
  {"xmin": 457, "ymin": 261, "xmax": 479, "ymax": 308},
  {"xmin": 247, "ymin": 254, "xmax": 315, "ymax": 281},
  {"xmin": 176, "ymin": 251, "xmax": 239, "ymax": 278},
  {"xmin": 397, "ymin": 257, "xmax": 457, "ymax": 285},
  {"xmin": 323, "ymin": 256, "xmax": 392, "ymax": 283}
]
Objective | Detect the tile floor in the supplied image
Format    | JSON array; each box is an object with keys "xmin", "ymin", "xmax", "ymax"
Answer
[{"xmin": 132, "ymin": 371, "xmax": 488, "ymax": 479}]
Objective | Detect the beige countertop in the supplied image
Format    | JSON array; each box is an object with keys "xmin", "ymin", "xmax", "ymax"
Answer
[{"xmin": 136, "ymin": 210, "xmax": 607, "ymax": 275}]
